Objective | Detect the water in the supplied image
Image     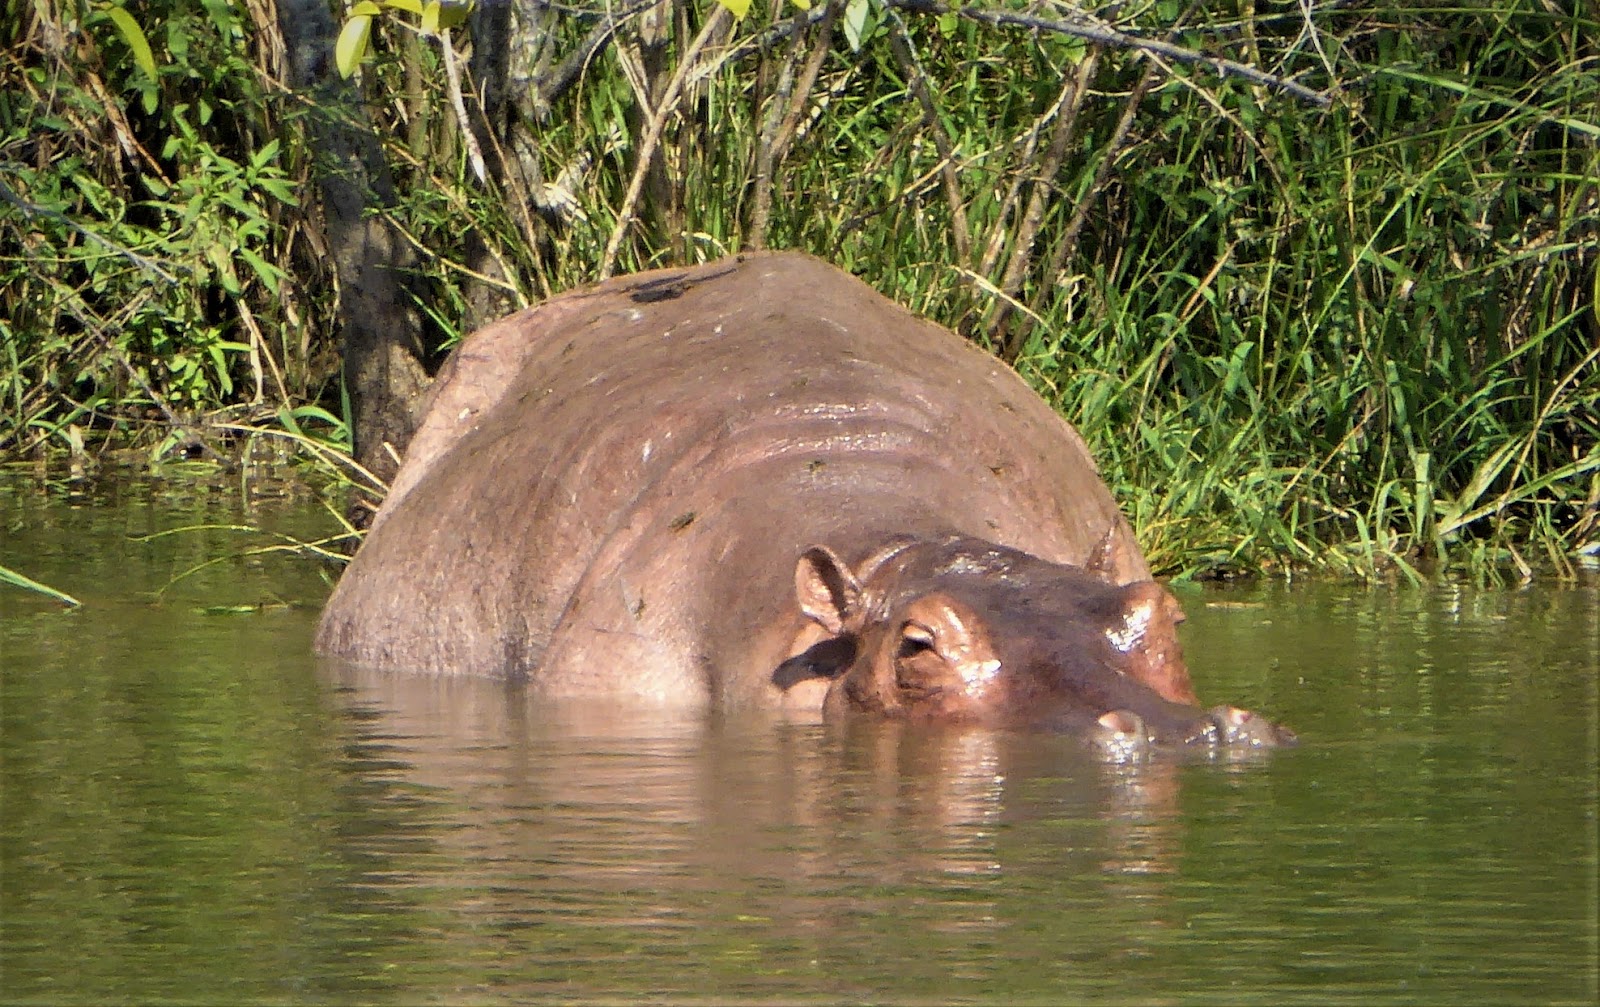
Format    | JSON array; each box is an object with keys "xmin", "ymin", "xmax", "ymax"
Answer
[{"xmin": 2, "ymin": 470, "xmax": 1596, "ymax": 1005}]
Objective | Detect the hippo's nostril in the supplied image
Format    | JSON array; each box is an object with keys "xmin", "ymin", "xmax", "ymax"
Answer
[
  {"xmin": 1093, "ymin": 709, "xmax": 1151, "ymax": 760},
  {"xmin": 1206, "ymin": 705, "xmax": 1295, "ymax": 748},
  {"xmin": 1096, "ymin": 709, "xmax": 1146, "ymax": 737}
]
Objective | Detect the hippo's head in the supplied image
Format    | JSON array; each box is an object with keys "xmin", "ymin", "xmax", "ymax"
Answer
[{"xmin": 794, "ymin": 536, "xmax": 1293, "ymax": 750}]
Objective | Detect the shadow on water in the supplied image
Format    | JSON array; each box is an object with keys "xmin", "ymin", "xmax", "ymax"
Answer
[{"xmin": 2, "ymin": 470, "xmax": 1596, "ymax": 1004}]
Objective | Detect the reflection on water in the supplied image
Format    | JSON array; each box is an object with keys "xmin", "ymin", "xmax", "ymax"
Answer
[
  {"xmin": 2, "ymin": 472, "xmax": 1596, "ymax": 1004},
  {"xmin": 318, "ymin": 664, "xmax": 1225, "ymax": 1003}
]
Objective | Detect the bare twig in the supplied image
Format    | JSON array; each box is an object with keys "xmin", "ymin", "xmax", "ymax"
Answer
[
  {"xmin": 989, "ymin": 51, "xmax": 1099, "ymax": 353},
  {"xmin": 726, "ymin": 3, "xmax": 837, "ymax": 63},
  {"xmin": 887, "ymin": 0, "xmax": 1333, "ymax": 107},
  {"xmin": 751, "ymin": 1, "xmax": 840, "ymax": 249},
  {"xmin": 750, "ymin": 15, "xmax": 804, "ymax": 251},
  {"xmin": 600, "ymin": 6, "xmax": 732, "ymax": 279},
  {"xmin": 0, "ymin": 170, "xmax": 179, "ymax": 283},
  {"xmin": 234, "ymin": 296, "xmax": 291, "ymax": 405},
  {"xmin": 977, "ymin": 108, "xmax": 1046, "ymax": 281},
  {"xmin": 440, "ymin": 28, "xmax": 488, "ymax": 183},
  {"xmin": 885, "ymin": 9, "xmax": 972, "ymax": 265},
  {"xmin": 769, "ymin": 2, "xmax": 840, "ymax": 182},
  {"xmin": 1003, "ymin": 58, "xmax": 1163, "ymax": 364},
  {"xmin": 532, "ymin": 0, "xmax": 665, "ymax": 114}
]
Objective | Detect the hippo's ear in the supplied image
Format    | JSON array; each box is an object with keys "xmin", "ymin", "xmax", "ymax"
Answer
[
  {"xmin": 795, "ymin": 546, "xmax": 864, "ymax": 635},
  {"xmin": 1108, "ymin": 581, "xmax": 1199, "ymax": 707}
]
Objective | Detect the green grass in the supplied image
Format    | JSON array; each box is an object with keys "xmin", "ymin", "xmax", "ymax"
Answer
[{"xmin": 2, "ymin": 0, "xmax": 1595, "ymax": 580}]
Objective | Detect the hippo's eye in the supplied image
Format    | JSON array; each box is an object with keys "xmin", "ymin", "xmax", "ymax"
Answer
[{"xmin": 897, "ymin": 622, "xmax": 937, "ymax": 658}]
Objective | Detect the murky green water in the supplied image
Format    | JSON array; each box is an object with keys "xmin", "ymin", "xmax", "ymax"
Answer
[{"xmin": 3, "ymin": 471, "xmax": 1596, "ymax": 1005}]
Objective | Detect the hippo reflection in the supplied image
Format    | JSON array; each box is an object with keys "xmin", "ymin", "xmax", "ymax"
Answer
[{"xmin": 317, "ymin": 252, "xmax": 1292, "ymax": 751}]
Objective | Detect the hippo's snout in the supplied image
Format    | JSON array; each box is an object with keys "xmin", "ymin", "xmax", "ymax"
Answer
[
  {"xmin": 1191, "ymin": 705, "xmax": 1298, "ymax": 748},
  {"xmin": 1093, "ymin": 705, "xmax": 1297, "ymax": 756}
]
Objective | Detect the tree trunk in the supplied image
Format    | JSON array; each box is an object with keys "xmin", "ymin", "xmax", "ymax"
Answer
[
  {"xmin": 276, "ymin": 0, "xmax": 430, "ymax": 494},
  {"xmin": 460, "ymin": 0, "xmax": 518, "ymax": 330}
]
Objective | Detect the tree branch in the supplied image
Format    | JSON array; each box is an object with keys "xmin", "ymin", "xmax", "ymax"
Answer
[
  {"xmin": 0, "ymin": 170, "xmax": 179, "ymax": 284},
  {"xmin": 531, "ymin": 0, "xmax": 665, "ymax": 113},
  {"xmin": 600, "ymin": 6, "xmax": 732, "ymax": 279},
  {"xmin": 534, "ymin": 1, "xmax": 1331, "ymax": 114},
  {"xmin": 885, "ymin": 9, "xmax": 972, "ymax": 264},
  {"xmin": 885, "ymin": 0, "xmax": 1333, "ymax": 108}
]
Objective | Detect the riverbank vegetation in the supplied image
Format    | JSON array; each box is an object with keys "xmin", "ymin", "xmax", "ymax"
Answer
[{"xmin": 2, "ymin": 0, "xmax": 1595, "ymax": 580}]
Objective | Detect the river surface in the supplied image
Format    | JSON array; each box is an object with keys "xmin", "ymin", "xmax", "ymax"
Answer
[{"xmin": 2, "ymin": 470, "xmax": 1596, "ymax": 1005}]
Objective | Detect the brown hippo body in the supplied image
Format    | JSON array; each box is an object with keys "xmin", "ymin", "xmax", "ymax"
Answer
[{"xmin": 318, "ymin": 252, "xmax": 1290, "ymax": 748}]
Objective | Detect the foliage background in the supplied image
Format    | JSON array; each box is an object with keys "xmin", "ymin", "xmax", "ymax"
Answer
[{"xmin": 2, "ymin": 0, "xmax": 1596, "ymax": 578}]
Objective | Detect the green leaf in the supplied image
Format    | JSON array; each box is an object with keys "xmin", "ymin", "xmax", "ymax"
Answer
[
  {"xmin": 205, "ymin": 242, "xmax": 241, "ymax": 294},
  {"xmin": 167, "ymin": 19, "xmax": 189, "ymax": 59},
  {"xmin": 250, "ymin": 139, "xmax": 281, "ymax": 171},
  {"xmin": 0, "ymin": 563, "xmax": 81, "ymax": 607},
  {"xmin": 383, "ymin": 0, "xmax": 424, "ymax": 12},
  {"xmin": 105, "ymin": 4, "xmax": 157, "ymax": 79},
  {"xmin": 335, "ymin": 15, "xmax": 374, "ymax": 79},
  {"xmin": 278, "ymin": 406, "xmax": 305, "ymax": 438},
  {"xmin": 844, "ymin": 0, "xmax": 872, "ymax": 52},
  {"xmin": 207, "ymin": 343, "xmax": 234, "ymax": 394},
  {"xmin": 256, "ymin": 178, "xmax": 299, "ymax": 205},
  {"xmin": 201, "ymin": 0, "xmax": 241, "ymax": 35},
  {"xmin": 717, "ymin": 0, "xmax": 752, "ymax": 18},
  {"xmin": 284, "ymin": 405, "xmax": 345, "ymax": 428},
  {"xmin": 436, "ymin": 1, "xmax": 471, "ymax": 30},
  {"xmin": 239, "ymin": 248, "xmax": 281, "ymax": 291}
]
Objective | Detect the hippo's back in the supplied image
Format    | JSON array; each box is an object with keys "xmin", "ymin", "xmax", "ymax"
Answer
[{"xmin": 316, "ymin": 252, "xmax": 1147, "ymax": 696}]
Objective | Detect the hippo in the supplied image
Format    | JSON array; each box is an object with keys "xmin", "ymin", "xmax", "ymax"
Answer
[{"xmin": 317, "ymin": 252, "xmax": 1292, "ymax": 750}]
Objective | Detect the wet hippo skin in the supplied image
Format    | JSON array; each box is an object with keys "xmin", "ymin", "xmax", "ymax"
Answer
[{"xmin": 317, "ymin": 252, "xmax": 1292, "ymax": 749}]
